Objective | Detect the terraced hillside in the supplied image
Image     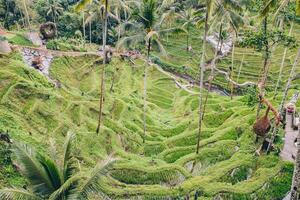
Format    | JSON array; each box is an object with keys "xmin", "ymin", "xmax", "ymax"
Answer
[
  {"xmin": 154, "ymin": 24, "xmax": 300, "ymax": 93},
  {"xmin": 0, "ymin": 51, "xmax": 296, "ymax": 199}
]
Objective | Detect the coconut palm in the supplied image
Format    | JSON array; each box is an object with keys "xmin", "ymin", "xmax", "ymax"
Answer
[
  {"xmin": 21, "ymin": 0, "xmax": 31, "ymax": 30},
  {"xmin": 274, "ymin": 2, "xmax": 296, "ymax": 98},
  {"xmin": 76, "ymin": 0, "xmax": 110, "ymax": 135},
  {"xmin": 117, "ymin": 0, "xmax": 179, "ymax": 143},
  {"xmin": 176, "ymin": 8, "xmax": 199, "ymax": 51},
  {"xmin": 0, "ymin": 133, "xmax": 114, "ymax": 200},
  {"xmin": 195, "ymin": 0, "xmax": 211, "ymax": 155},
  {"xmin": 196, "ymin": 0, "xmax": 244, "ymax": 153},
  {"xmin": 43, "ymin": 0, "xmax": 64, "ymax": 23}
]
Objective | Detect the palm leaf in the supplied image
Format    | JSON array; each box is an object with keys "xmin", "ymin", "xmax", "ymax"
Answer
[
  {"xmin": 48, "ymin": 175, "xmax": 82, "ymax": 200},
  {"xmin": 74, "ymin": 156, "xmax": 115, "ymax": 199},
  {"xmin": 116, "ymin": 33, "xmax": 144, "ymax": 50},
  {"xmin": 0, "ymin": 188, "xmax": 42, "ymax": 200},
  {"xmin": 62, "ymin": 132, "xmax": 76, "ymax": 182},
  {"xmin": 13, "ymin": 143, "xmax": 56, "ymax": 197},
  {"xmin": 37, "ymin": 153, "xmax": 63, "ymax": 191},
  {"xmin": 152, "ymin": 38, "xmax": 168, "ymax": 57},
  {"xmin": 260, "ymin": 0, "xmax": 277, "ymax": 17}
]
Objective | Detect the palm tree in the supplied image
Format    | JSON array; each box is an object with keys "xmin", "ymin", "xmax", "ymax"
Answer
[
  {"xmin": 21, "ymin": 0, "xmax": 31, "ymax": 30},
  {"xmin": 117, "ymin": 0, "xmax": 175, "ymax": 143},
  {"xmin": 0, "ymin": 133, "xmax": 114, "ymax": 200},
  {"xmin": 76, "ymin": 0, "xmax": 110, "ymax": 135},
  {"xmin": 274, "ymin": 2, "xmax": 296, "ymax": 98},
  {"xmin": 273, "ymin": 21, "xmax": 293, "ymax": 98},
  {"xmin": 198, "ymin": 0, "xmax": 244, "ymax": 127},
  {"xmin": 41, "ymin": 0, "xmax": 64, "ymax": 23},
  {"xmin": 176, "ymin": 8, "xmax": 198, "ymax": 51},
  {"xmin": 97, "ymin": 0, "xmax": 109, "ymax": 135},
  {"xmin": 196, "ymin": 0, "xmax": 211, "ymax": 154}
]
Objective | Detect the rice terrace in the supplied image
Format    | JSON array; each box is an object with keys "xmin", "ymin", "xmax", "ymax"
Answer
[{"xmin": 1, "ymin": 0, "xmax": 300, "ymax": 199}]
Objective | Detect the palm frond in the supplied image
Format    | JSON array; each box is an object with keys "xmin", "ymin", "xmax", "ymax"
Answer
[
  {"xmin": 260, "ymin": 0, "xmax": 277, "ymax": 17},
  {"xmin": 75, "ymin": 0, "xmax": 93, "ymax": 12},
  {"xmin": 37, "ymin": 153, "xmax": 63, "ymax": 191},
  {"xmin": 13, "ymin": 143, "xmax": 56, "ymax": 197},
  {"xmin": 74, "ymin": 156, "xmax": 115, "ymax": 199},
  {"xmin": 48, "ymin": 175, "xmax": 82, "ymax": 200},
  {"xmin": 62, "ymin": 132, "xmax": 76, "ymax": 182},
  {"xmin": 116, "ymin": 34, "xmax": 144, "ymax": 50},
  {"xmin": 273, "ymin": 0, "xmax": 289, "ymax": 17},
  {"xmin": 223, "ymin": 0, "xmax": 243, "ymax": 12},
  {"xmin": 0, "ymin": 188, "xmax": 42, "ymax": 200},
  {"xmin": 152, "ymin": 38, "xmax": 168, "ymax": 57},
  {"xmin": 159, "ymin": 0, "xmax": 175, "ymax": 11}
]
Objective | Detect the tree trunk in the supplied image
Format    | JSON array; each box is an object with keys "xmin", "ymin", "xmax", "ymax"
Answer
[
  {"xmin": 279, "ymin": 48, "xmax": 300, "ymax": 114},
  {"xmin": 143, "ymin": 38, "xmax": 151, "ymax": 143},
  {"xmin": 230, "ymin": 41, "xmax": 235, "ymax": 100},
  {"xmin": 196, "ymin": 7, "xmax": 209, "ymax": 154},
  {"xmin": 274, "ymin": 22, "xmax": 294, "ymax": 98},
  {"xmin": 256, "ymin": 17, "xmax": 269, "ymax": 119},
  {"xmin": 202, "ymin": 22, "xmax": 222, "ymax": 120},
  {"xmin": 236, "ymin": 54, "xmax": 245, "ymax": 83},
  {"xmin": 22, "ymin": 0, "xmax": 31, "ymax": 30},
  {"xmin": 83, "ymin": 12, "xmax": 86, "ymax": 42},
  {"xmin": 89, "ymin": 20, "xmax": 92, "ymax": 44},
  {"xmin": 186, "ymin": 26, "xmax": 189, "ymax": 51},
  {"xmin": 267, "ymin": 48, "xmax": 300, "ymax": 153},
  {"xmin": 290, "ymin": 123, "xmax": 300, "ymax": 200},
  {"xmin": 96, "ymin": 0, "xmax": 109, "ymax": 134}
]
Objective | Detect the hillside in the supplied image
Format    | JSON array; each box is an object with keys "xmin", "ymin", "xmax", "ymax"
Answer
[
  {"xmin": 0, "ymin": 50, "xmax": 296, "ymax": 199},
  {"xmin": 1, "ymin": 0, "xmax": 300, "ymax": 199}
]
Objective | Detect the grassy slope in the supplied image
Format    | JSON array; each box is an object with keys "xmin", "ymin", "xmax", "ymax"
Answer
[
  {"xmin": 0, "ymin": 49, "xmax": 297, "ymax": 199},
  {"xmin": 154, "ymin": 24, "xmax": 300, "ymax": 94}
]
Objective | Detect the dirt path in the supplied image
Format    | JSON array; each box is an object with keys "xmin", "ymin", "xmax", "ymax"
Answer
[
  {"xmin": 280, "ymin": 113, "xmax": 297, "ymax": 162},
  {"xmin": 13, "ymin": 45, "xmax": 103, "ymax": 57}
]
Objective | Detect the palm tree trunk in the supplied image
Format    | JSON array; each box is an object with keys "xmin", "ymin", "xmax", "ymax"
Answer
[
  {"xmin": 274, "ymin": 22, "xmax": 294, "ymax": 98},
  {"xmin": 256, "ymin": 17, "xmax": 269, "ymax": 119},
  {"xmin": 96, "ymin": 0, "xmax": 109, "ymax": 134},
  {"xmin": 279, "ymin": 48, "xmax": 300, "ymax": 114},
  {"xmin": 202, "ymin": 22, "xmax": 222, "ymax": 120},
  {"xmin": 143, "ymin": 38, "xmax": 151, "ymax": 143},
  {"xmin": 291, "ymin": 123, "xmax": 300, "ymax": 200},
  {"xmin": 186, "ymin": 26, "xmax": 190, "ymax": 51},
  {"xmin": 89, "ymin": 21, "xmax": 92, "ymax": 44},
  {"xmin": 52, "ymin": 9, "xmax": 56, "ymax": 23},
  {"xmin": 230, "ymin": 40, "xmax": 235, "ymax": 100},
  {"xmin": 236, "ymin": 54, "xmax": 245, "ymax": 83},
  {"xmin": 19, "ymin": 7, "xmax": 26, "ymax": 28},
  {"xmin": 22, "ymin": 0, "xmax": 31, "ymax": 30},
  {"xmin": 196, "ymin": 7, "xmax": 209, "ymax": 154},
  {"xmin": 83, "ymin": 12, "xmax": 86, "ymax": 42},
  {"xmin": 267, "ymin": 48, "xmax": 300, "ymax": 153}
]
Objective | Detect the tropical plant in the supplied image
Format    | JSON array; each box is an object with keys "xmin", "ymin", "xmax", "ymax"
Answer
[
  {"xmin": 117, "ymin": 0, "xmax": 179, "ymax": 143},
  {"xmin": 196, "ymin": 0, "xmax": 244, "ymax": 154},
  {"xmin": 76, "ymin": 0, "xmax": 110, "ymax": 135},
  {"xmin": 0, "ymin": 132, "xmax": 115, "ymax": 200},
  {"xmin": 43, "ymin": 0, "xmax": 64, "ymax": 23},
  {"xmin": 273, "ymin": 2, "xmax": 297, "ymax": 98},
  {"xmin": 201, "ymin": 0, "xmax": 244, "ymax": 120},
  {"xmin": 195, "ymin": 0, "xmax": 210, "ymax": 155},
  {"xmin": 176, "ymin": 8, "xmax": 199, "ymax": 51}
]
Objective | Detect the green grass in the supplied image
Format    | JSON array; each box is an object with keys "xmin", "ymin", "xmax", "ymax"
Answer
[
  {"xmin": 8, "ymin": 33, "xmax": 34, "ymax": 46},
  {"xmin": 0, "ymin": 44, "xmax": 297, "ymax": 199}
]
